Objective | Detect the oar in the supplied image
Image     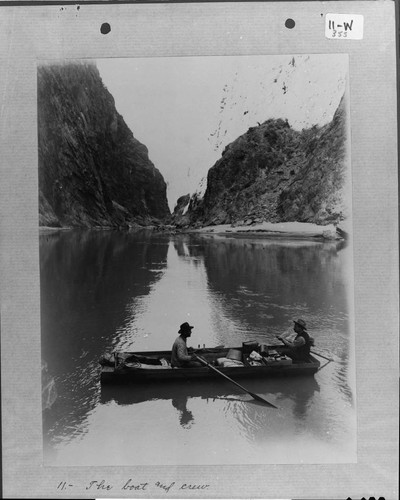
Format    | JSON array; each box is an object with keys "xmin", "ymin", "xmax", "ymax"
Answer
[
  {"xmin": 194, "ymin": 354, "xmax": 277, "ymax": 408},
  {"xmin": 310, "ymin": 350, "xmax": 335, "ymax": 362},
  {"xmin": 275, "ymin": 336, "xmax": 336, "ymax": 363},
  {"xmin": 317, "ymin": 359, "xmax": 332, "ymax": 371}
]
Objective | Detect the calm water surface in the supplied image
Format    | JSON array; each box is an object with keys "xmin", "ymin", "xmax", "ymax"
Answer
[{"xmin": 41, "ymin": 230, "xmax": 356, "ymax": 465}]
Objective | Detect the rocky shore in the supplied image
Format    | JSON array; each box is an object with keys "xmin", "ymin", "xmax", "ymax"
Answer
[
  {"xmin": 40, "ymin": 220, "xmax": 349, "ymax": 242},
  {"xmin": 190, "ymin": 221, "xmax": 351, "ymax": 240}
]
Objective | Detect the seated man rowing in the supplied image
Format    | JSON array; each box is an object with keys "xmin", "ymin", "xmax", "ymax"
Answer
[
  {"xmin": 277, "ymin": 318, "xmax": 313, "ymax": 362},
  {"xmin": 171, "ymin": 322, "xmax": 203, "ymax": 368}
]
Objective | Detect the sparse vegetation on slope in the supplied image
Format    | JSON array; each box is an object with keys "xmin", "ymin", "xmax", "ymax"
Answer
[{"xmin": 174, "ymin": 96, "xmax": 348, "ymax": 228}]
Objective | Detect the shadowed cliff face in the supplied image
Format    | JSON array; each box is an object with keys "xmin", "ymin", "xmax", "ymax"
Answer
[
  {"xmin": 176, "ymin": 96, "xmax": 348, "ymax": 227},
  {"xmin": 38, "ymin": 62, "xmax": 170, "ymax": 228}
]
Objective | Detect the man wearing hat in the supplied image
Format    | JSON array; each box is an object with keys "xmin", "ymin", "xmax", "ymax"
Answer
[
  {"xmin": 171, "ymin": 322, "xmax": 202, "ymax": 368},
  {"xmin": 277, "ymin": 319, "xmax": 313, "ymax": 362}
]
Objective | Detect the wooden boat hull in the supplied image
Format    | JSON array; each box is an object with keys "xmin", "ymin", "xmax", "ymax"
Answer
[{"xmin": 100, "ymin": 346, "xmax": 320, "ymax": 384}]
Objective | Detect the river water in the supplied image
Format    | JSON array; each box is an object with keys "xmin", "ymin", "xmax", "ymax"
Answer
[{"xmin": 41, "ymin": 229, "xmax": 356, "ymax": 465}]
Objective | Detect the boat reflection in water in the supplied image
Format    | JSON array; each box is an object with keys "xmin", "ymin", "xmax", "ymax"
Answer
[
  {"xmin": 100, "ymin": 376, "xmax": 320, "ymax": 429},
  {"xmin": 171, "ymin": 397, "xmax": 194, "ymax": 429}
]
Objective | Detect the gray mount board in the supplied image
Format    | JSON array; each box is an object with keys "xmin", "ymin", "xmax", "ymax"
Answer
[{"xmin": 0, "ymin": 1, "xmax": 398, "ymax": 499}]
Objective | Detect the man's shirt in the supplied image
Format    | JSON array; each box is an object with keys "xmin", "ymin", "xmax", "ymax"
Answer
[{"xmin": 171, "ymin": 335, "xmax": 192, "ymax": 367}]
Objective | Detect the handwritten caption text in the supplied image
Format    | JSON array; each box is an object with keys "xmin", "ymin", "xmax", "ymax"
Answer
[{"xmin": 57, "ymin": 479, "xmax": 210, "ymax": 493}]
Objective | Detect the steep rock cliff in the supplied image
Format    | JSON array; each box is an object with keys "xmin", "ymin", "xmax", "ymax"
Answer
[
  {"xmin": 38, "ymin": 62, "xmax": 170, "ymax": 227},
  {"xmin": 276, "ymin": 97, "xmax": 347, "ymax": 223},
  {"xmin": 178, "ymin": 96, "xmax": 348, "ymax": 227}
]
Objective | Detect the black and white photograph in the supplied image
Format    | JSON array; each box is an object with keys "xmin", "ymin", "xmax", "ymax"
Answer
[
  {"xmin": 39, "ymin": 53, "xmax": 356, "ymax": 466},
  {"xmin": 0, "ymin": 1, "xmax": 398, "ymax": 498}
]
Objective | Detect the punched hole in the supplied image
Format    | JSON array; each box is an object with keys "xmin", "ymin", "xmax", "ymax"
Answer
[
  {"xmin": 285, "ymin": 18, "xmax": 295, "ymax": 29},
  {"xmin": 100, "ymin": 23, "xmax": 111, "ymax": 35}
]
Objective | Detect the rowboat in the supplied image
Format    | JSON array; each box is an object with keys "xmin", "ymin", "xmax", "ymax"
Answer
[{"xmin": 99, "ymin": 344, "xmax": 320, "ymax": 384}]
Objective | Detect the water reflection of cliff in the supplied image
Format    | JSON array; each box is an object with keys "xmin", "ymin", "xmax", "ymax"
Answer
[
  {"xmin": 178, "ymin": 235, "xmax": 349, "ymax": 338},
  {"xmin": 172, "ymin": 234, "xmax": 353, "ymax": 407},
  {"xmin": 41, "ymin": 229, "xmax": 169, "ymax": 444}
]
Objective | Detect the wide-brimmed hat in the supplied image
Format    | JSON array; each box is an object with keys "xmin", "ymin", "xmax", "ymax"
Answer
[
  {"xmin": 293, "ymin": 319, "xmax": 307, "ymax": 330},
  {"xmin": 179, "ymin": 322, "xmax": 194, "ymax": 334}
]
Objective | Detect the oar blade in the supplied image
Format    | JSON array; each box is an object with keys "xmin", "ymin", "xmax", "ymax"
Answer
[{"xmin": 249, "ymin": 392, "xmax": 278, "ymax": 408}]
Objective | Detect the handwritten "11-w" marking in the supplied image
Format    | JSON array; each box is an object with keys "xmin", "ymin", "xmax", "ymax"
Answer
[{"xmin": 328, "ymin": 20, "xmax": 353, "ymax": 31}]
